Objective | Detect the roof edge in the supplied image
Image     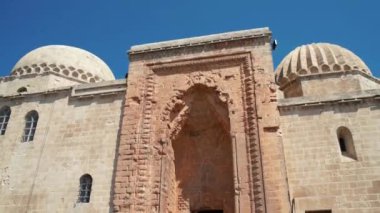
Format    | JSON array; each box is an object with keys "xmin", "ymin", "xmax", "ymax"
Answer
[{"xmin": 129, "ymin": 27, "xmax": 271, "ymax": 54}]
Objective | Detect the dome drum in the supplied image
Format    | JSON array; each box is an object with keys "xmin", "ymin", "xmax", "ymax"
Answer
[
  {"xmin": 275, "ymin": 43, "xmax": 377, "ymax": 98},
  {"xmin": 11, "ymin": 45, "xmax": 115, "ymax": 83},
  {"xmin": 12, "ymin": 62, "xmax": 101, "ymax": 83}
]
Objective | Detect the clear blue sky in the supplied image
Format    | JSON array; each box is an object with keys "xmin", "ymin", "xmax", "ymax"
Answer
[{"xmin": 1, "ymin": 0, "xmax": 379, "ymax": 79}]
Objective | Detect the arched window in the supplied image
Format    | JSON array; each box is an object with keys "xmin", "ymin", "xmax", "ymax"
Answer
[
  {"xmin": 78, "ymin": 174, "xmax": 92, "ymax": 203},
  {"xmin": 337, "ymin": 126, "xmax": 357, "ymax": 160},
  {"xmin": 22, "ymin": 110, "xmax": 39, "ymax": 142},
  {"xmin": 0, "ymin": 106, "xmax": 11, "ymax": 135}
]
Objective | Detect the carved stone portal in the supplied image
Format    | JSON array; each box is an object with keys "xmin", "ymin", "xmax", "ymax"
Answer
[{"xmin": 113, "ymin": 29, "xmax": 290, "ymax": 213}]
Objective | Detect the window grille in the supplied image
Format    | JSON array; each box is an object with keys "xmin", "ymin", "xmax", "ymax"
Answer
[
  {"xmin": 78, "ymin": 174, "xmax": 92, "ymax": 203},
  {"xmin": 0, "ymin": 106, "xmax": 11, "ymax": 135},
  {"xmin": 22, "ymin": 111, "xmax": 38, "ymax": 142}
]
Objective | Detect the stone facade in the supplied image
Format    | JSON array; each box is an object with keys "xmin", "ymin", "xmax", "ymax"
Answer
[
  {"xmin": 0, "ymin": 27, "xmax": 379, "ymax": 213},
  {"xmin": 0, "ymin": 47, "xmax": 126, "ymax": 213},
  {"xmin": 276, "ymin": 43, "xmax": 380, "ymax": 213},
  {"xmin": 279, "ymin": 92, "xmax": 380, "ymax": 213}
]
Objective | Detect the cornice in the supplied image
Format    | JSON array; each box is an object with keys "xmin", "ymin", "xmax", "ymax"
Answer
[{"xmin": 129, "ymin": 27, "xmax": 271, "ymax": 54}]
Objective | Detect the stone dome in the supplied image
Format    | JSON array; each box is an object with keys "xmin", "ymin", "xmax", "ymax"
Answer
[
  {"xmin": 11, "ymin": 45, "xmax": 115, "ymax": 83},
  {"xmin": 275, "ymin": 43, "xmax": 371, "ymax": 86}
]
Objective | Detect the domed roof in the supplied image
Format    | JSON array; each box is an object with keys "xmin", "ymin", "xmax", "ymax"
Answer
[
  {"xmin": 11, "ymin": 45, "xmax": 115, "ymax": 83},
  {"xmin": 275, "ymin": 43, "xmax": 371, "ymax": 86}
]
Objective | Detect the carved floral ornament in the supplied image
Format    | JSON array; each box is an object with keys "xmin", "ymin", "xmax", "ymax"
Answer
[
  {"xmin": 186, "ymin": 71, "xmax": 217, "ymax": 88},
  {"xmin": 151, "ymin": 53, "xmax": 256, "ymax": 144},
  {"xmin": 159, "ymin": 72, "xmax": 231, "ymax": 144}
]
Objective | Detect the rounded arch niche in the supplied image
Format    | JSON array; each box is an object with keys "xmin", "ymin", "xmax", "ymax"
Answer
[{"xmin": 161, "ymin": 84, "xmax": 235, "ymax": 213}]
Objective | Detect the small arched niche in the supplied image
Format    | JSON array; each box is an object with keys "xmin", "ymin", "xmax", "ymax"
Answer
[{"xmin": 336, "ymin": 126, "xmax": 357, "ymax": 160}]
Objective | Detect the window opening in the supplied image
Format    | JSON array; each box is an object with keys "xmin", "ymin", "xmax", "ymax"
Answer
[
  {"xmin": 22, "ymin": 111, "xmax": 38, "ymax": 142},
  {"xmin": 78, "ymin": 174, "xmax": 92, "ymax": 203},
  {"xmin": 17, "ymin": 87, "xmax": 27, "ymax": 93},
  {"xmin": 0, "ymin": 106, "xmax": 11, "ymax": 135},
  {"xmin": 337, "ymin": 126, "xmax": 357, "ymax": 160}
]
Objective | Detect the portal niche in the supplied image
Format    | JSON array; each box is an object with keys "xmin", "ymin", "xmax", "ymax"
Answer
[{"xmin": 167, "ymin": 85, "xmax": 234, "ymax": 213}]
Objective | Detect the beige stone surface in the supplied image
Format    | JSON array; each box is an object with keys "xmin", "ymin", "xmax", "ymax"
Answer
[
  {"xmin": 0, "ymin": 78, "xmax": 125, "ymax": 212},
  {"xmin": 279, "ymin": 90, "xmax": 380, "ymax": 213}
]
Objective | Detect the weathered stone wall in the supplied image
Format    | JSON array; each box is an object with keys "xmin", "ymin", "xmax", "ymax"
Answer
[
  {"xmin": 0, "ymin": 81, "xmax": 125, "ymax": 212},
  {"xmin": 112, "ymin": 28, "xmax": 290, "ymax": 213},
  {"xmin": 279, "ymin": 96, "xmax": 380, "ymax": 213}
]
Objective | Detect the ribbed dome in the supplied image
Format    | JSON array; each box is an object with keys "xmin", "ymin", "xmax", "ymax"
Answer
[
  {"xmin": 11, "ymin": 45, "xmax": 115, "ymax": 83},
  {"xmin": 275, "ymin": 43, "xmax": 371, "ymax": 86}
]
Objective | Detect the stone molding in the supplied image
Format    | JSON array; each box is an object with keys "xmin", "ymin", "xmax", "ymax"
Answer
[
  {"xmin": 130, "ymin": 28, "xmax": 271, "ymax": 54},
  {"xmin": 71, "ymin": 79, "xmax": 127, "ymax": 98}
]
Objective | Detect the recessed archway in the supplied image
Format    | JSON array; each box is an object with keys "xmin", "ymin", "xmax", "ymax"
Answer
[{"xmin": 167, "ymin": 85, "xmax": 234, "ymax": 213}]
